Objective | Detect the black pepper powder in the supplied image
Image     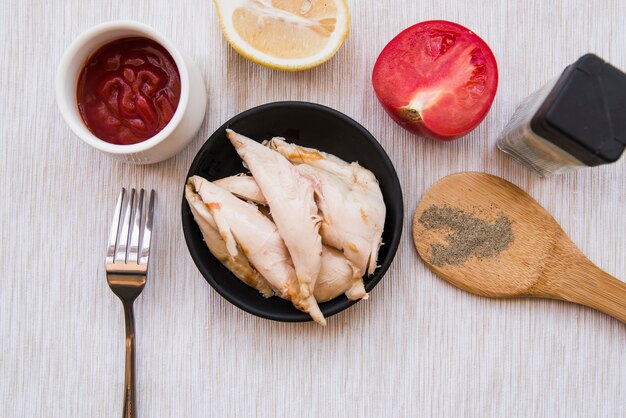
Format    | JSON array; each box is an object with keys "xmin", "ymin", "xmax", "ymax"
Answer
[{"xmin": 418, "ymin": 204, "xmax": 514, "ymax": 267}]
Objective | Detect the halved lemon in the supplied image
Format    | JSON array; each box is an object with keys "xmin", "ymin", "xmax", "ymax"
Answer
[{"xmin": 213, "ymin": 0, "xmax": 350, "ymax": 71}]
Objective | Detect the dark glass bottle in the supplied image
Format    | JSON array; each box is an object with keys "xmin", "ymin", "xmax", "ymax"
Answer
[{"xmin": 498, "ymin": 54, "xmax": 626, "ymax": 176}]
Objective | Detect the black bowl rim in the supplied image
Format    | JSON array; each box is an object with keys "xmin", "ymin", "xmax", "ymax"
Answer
[{"xmin": 181, "ymin": 101, "xmax": 404, "ymax": 322}]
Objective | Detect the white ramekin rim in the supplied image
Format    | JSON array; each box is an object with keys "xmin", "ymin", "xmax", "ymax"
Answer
[{"xmin": 55, "ymin": 20, "xmax": 190, "ymax": 155}]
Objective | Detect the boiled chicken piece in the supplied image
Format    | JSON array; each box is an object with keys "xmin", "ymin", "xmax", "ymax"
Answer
[
  {"xmin": 214, "ymin": 174, "xmax": 267, "ymax": 205},
  {"xmin": 185, "ymin": 185, "xmax": 274, "ymax": 297},
  {"xmin": 269, "ymin": 138, "xmax": 386, "ymax": 280},
  {"xmin": 215, "ymin": 173, "xmax": 368, "ymax": 302},
  {"xmin": 314, "ymin": 246, "xmax": 368, "ymax": 302},
  {"xmin": 226, "ymin": 130, "xmax": 323, "ymax": 315},
  {"xmin": 187, "ymin": 175, "xmax": 326, "ymax": 325}
]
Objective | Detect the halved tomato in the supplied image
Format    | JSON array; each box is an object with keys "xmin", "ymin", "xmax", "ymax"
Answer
[{"xmin": 372, "ymin": 20, "xmax": 498, "ymax": 140}]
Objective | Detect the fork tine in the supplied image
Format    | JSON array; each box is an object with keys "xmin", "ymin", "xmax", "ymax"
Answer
[
  {"xmin": 128, "ymin": 189, "xmax": 144, "ymax": 264},
  {"xmin": 106, "ymin": 189, "xmax": 125, "ymax": 264},
  {"xmin": 139, "ymin": 190, "xmax": 155, "ymax": 265},
  {"xmin": 115, "ymin": 189, "xmax": 135, "ymax": 263}
]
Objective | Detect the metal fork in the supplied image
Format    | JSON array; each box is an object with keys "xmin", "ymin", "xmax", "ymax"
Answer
[{"xmin": 106, "ymin": 188, "xmax": 155, "ymax": 418}]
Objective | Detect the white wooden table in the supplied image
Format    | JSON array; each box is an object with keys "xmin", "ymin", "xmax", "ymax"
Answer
[{"xmin": 2, "ymin": 0, "xmax": 625, "ymax": 417}]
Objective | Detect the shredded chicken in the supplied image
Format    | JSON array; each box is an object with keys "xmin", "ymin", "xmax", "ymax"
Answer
[
  {"xmin": 226, "ymin": 130, "xmax": 324, "ymax": 319},
  {"xmin": 214, "ymin": 174, "xmax": 267, "ymax": 205},
  {"xmin": 185, "ymin": 184, "xmax": 274, "ymax": 297},
  {"xmin": 186, "ymin": 132, "xmax": 386, "ymax": 324},
  {"xmin": 215, "ymin": 171, "xmax": 368, "ymax": 302},
  {"xmin": 186, "ymin": 175, "xmax": 326, "ymax": 325},
  {"xmin": 314, "ymin": 246, "xmax": 368, "ymax": 302},
  {"xmin": 269, "ymin": 138, "xmax": 386, "ymax": 281}
]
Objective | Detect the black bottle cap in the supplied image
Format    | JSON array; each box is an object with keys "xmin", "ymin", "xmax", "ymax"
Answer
[{"xmin": 530, "ymin": 54, "xmax": 626, "ymax": 167}]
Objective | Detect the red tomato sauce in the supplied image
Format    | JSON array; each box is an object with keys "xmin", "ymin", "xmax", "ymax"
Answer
[{"xmin": 76, "ymin": 37, "xmax": 181, "ymax": 145}]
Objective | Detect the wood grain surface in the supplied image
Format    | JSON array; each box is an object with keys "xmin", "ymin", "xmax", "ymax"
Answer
[{"xmin": 1, "ymin": 0, "xmax": 625, "ymax": 417}]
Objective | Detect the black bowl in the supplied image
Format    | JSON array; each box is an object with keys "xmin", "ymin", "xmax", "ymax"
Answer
[{"xmin": 182, "ymin": 102, "xmax": 403, "ymax": 323}]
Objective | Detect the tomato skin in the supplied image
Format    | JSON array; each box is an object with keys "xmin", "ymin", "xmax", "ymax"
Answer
[{"xmin": 372, "ymin": 20, "xmax": 498, "ymax": 141}]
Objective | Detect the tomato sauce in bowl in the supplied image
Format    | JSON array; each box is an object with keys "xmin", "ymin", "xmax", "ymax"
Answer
[{"xmin": 76, "ymin": 37, "xmax": 181, "ymax": 145}]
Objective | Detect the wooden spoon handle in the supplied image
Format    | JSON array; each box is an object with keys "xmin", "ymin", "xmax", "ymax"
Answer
[{"xmin": 552, "ymin": 259, "xmax": 626, "ymax": 323}]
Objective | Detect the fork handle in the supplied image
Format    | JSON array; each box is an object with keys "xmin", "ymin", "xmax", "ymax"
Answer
[{"xmin": 122, "ymin": 302, "xmax": 137, "ymax": 418}]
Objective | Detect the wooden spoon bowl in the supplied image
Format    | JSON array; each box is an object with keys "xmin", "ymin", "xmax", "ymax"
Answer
[{"xmin": 413, "ymin": 172, "xmax": 626, "ymax": 323}]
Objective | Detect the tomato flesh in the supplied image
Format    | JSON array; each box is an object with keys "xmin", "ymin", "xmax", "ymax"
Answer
[{"xmin": 372, "ymin": 20, "xmax": 498, "ymax": 140}]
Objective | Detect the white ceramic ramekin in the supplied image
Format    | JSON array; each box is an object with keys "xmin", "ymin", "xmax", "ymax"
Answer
[{"xmin": 56, "ymin": 21, "xmax": 207, "ymax": 164}]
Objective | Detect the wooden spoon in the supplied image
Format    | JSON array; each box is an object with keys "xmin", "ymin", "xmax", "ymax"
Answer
[{"xmin": 412, "ymin": 172, "xmax": 626, "ymax": 323}]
